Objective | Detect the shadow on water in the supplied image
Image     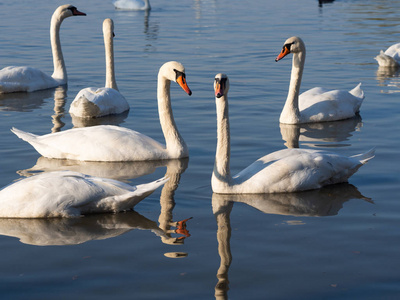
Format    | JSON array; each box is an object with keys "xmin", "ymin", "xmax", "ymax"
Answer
[{"xmin": 212, "ymin": 183, "xmax": 372, "ymax": 299}]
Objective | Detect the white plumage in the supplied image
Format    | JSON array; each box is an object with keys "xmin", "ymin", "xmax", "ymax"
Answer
[
  {"xmin": 211, "ymin": 73, "xmax": 374, "ymax": 194},
  {"xmin": 0, "ymin": 171, "xmax": 167, "ymax": 218},
  {"xmin": 0, "ymin": 5, "xmax": 86, "ymax": 93},
  {"xmin": 275, "ymin": 36, "xmax": 364, "ymax": 124},
  {"xmin": 69, "ymin": 18, "xmax": 129, "ymax": 118},
  {"xmin": 112, "ymin": 0, "xmax": 151, "ymax": 11},
  {"xmin": 12, "ymin": 61, "xmax": 192, "ymax": 161},
  {"xmin": 375, "ymin": 43, "xmax": 400, "ymax": 67}
]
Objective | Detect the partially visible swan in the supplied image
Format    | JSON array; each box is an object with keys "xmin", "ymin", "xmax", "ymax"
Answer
[
  {"xmin": 0, "ymin": 5, "xmax": 86, "ymax": 94},
  {"xmin": 275, "ymin": 36, "xmax": 364, "ymax": 124},
  {"xmin": 12, "ymin": 61, "xmax": 192, "ymax": 161},
  {"xmin": 375, "ymin": 43, "xmax": 400, "ymax": 67},
  {"xmin": 0, "ymin": 171, "xmax": 167, "ymax": 218},
  {"xmin": 211, "ymin": 73, "xmax": 374, "ymax": 194},
  {"xmin": 69, "ymin": 18, "xmax": 129, "ymax": 118},
  {"xmin": 112, "ymin": 0, "xmax": 151, "ymax": 11}
]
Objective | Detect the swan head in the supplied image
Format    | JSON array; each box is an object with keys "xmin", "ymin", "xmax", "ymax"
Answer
[
  {"xmin": 159, "ymin": 61, "xmax": 192, "ymax": 95},
  {"xmin": 275, "ymin": 36, "xmax": 305, "ymax": 62},
  {"xmin": 103, "ymin": 18, "xmax": 114, "ymax": 39},
  {"xmin": 214, "ymin": 73, "xmax": 229, "ymax": 98},
  {"xmin": 54, "ymin": 4, "xmax": 86, "ymax": 20}
]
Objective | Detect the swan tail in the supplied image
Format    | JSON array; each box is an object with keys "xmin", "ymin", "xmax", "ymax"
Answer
[
  {"xmin": 133, "ymin": 176, "xmax": 169, "ymax": 197},
  {"xmin": 349, "ymin": 83, "xmax": 364, "ymax": 100},
  {"xmin": 11, "ymin": 127, "xmax": 38, "ymax": 142},
  {"xmin": 351, "ymin": 148, "xmax": 375, "ymax": 165},
  {"xmin": 375, "ymin": 50, "xmax": 399, "ymax": 67}
]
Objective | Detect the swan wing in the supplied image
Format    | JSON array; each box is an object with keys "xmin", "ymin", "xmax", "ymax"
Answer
[
  {"xmin": 298, "ymin": 84, "xmax": 364, "ymax": 122},
  {"xmin": 232, "ymin": 149, "xmax": 371, "ymax": 193},
  {"xmin": 0, "ymin": 66, "xmax": 59, "ymax": 93},
  {"xmin": 11, "ymin": 125, "xmax": 167, "ymax": 161}
]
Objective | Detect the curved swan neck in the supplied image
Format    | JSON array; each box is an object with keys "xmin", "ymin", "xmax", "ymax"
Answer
[
  {"xmin": 157, "ymin": 74, "xmax": 188, "ymax": 158},
  {"xmin": 104, "ymin": 28, "xmax": 117, "ymax": 90},
  {"xmin": 50, "ymin": 10, "xmax": 67, "ymax": 83},
  {"xmin": 213, "ymin": 94, "xmax": 232, "ymax": 185},
  {"xmin": 280, "ymin": 49, "xmax": 306, "ymax": 124}
]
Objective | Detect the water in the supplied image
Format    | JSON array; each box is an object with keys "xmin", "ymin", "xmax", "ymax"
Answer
[{"xmin": 0, "ymin": 0, "xmax": 399, "ymax": 299}]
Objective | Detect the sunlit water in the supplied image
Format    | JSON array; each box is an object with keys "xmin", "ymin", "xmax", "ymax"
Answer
[{"xmin": 0, "ymin": 0, "xmax": 399, "ymax": 299}]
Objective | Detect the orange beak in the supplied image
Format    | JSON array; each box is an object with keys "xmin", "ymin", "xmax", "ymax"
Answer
[
  {"xmin": 275, "ymin": 46, "xmax": 290, "ymax": 62},
  {"xmin": 215, "ymin": 81, "xmax": 224, "ymax": 98},
  {"xmin": 177, "ymin": 75, "xmax": 192, "ymax": 96}
]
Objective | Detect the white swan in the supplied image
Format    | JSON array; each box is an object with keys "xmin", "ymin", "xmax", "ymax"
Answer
[
  {"xmin": 0, "ymin": 171, "xmax": 167, "ymax": 218},
  {"xmin": 375, "ymin": 43, "xmax": 400, "ymax": 67},
  {"xmin": 11, "ymin": 61, "xmax": 192, "ymax": 161},
  {"xmin": 69, "ymin": 18, "xmax": 129, "ymax": 118},
  {"xmin": 275, "ymin": 36, "xmax": 364, "ymax": 124},
  {"xmin": 0, "ymin": 5, "xmax": 86, "ymax": 94},
  {"xmin": 211, "ymin": 73, "xmax": 374, "ymax": 194},
  {"xmin": 112, "ymin": 0, "xmax": 151, "ymax": 11}
]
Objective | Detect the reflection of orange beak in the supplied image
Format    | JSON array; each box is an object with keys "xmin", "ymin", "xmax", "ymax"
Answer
[
  {"xmin": 275, "ymin": 46, "xmax": 290, "ymax": 62},
  {"xmin": 177, "ymin": 75, "xmax": 192, "ymax": 95},
  {"xmin": 175, "ymin": 217, "xmax": 192, "ymax": 237},
  {"xmin": 215, "ymin": 81, "xmax": 224, "ymax": 98}
]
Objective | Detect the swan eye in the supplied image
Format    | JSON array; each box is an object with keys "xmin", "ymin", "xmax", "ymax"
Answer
[{"xmin": 174, "ymin": 69, "xmax": 186, "ymax": 82}]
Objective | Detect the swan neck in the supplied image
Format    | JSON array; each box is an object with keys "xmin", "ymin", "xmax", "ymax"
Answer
[
  {"xmin": 157, "ymin": 75, "xmax": 188, "ymax": 158},
  {"xmin": 213, "ymin": 95, "xmax": 232, "ymax": 186},
  {"xmin": 105, "ymin": 32, "xmax": 118, "ymax": 90},
  {"xmin": 280, "ymin": 50, "xmax": 305, "ymax": 124},
  {"xmin": 50, "ymin": 12, "xmax": 67, "ymax": 83}
]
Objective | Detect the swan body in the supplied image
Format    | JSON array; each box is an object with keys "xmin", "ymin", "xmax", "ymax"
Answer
[
  {"xmin": 0, "ymin": 171, "xmax": 167, "ymax": 218},
  {"xmin": 275, "ymin": 36, "xmax": 364, "ymax": 124},
  {"xmin": 69, "ymin": 18, "xmax": 129, "ymax": 118},
  {"xmin": 375, "ymin": 43, "xmax": 400, "ymax": 67},
  {"xmin": 112, "ymin": 0, "xmax": 151, "ymax": 11},
  {"xmin": 211, "ymin": 73, "xmax": 374, "ymax": 194},
  {"xmin": 0, "ymin": 5, "xmax": 86, "ymax": 94},
  {"xmin": 12, "ymin": 61, "xmax": 192, "ymax": 161}
]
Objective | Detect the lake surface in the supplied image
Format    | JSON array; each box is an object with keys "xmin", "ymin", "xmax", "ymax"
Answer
[{"xmin": 0, "ymin": 0, "xmax": 399, "ymax": 299}]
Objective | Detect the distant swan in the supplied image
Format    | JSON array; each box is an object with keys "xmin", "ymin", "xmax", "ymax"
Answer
[
  {"xmin": 0, "ymin": 171, "xmax": 167, "ymax": 218},
  {"xmin": 0, "ymin": 5, "xmax": 86, "ymax": 94},
  {"xmin": 375, "ymin": 43, "xmax": 400, "ymax": 67},
  {"xmin": 275, "ymin": 36, "xmax": 364, "ymax": 124},
  {"xmin": 112, "ymin": 0, "xmax": 151, "ymax": 11},
  {"xmin": 69, "ymin": 18, "xmax": 129, "ymax": 118},
  {"xmin": 211, "ymin": 73, "xmax": 374, "ymax": 194},
  {"xmin": 12, "ymin": 61, "xmax": 192, "ymax": 161}
]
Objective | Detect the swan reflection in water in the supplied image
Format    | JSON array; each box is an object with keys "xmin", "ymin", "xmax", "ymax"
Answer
[
  {"xmin": 280, "ymin": 115, "xmax": 362, "ymax": 149},
  {"xmin": 212, "ymin": 183, "xmax": 372, "ymax": 299},
  {"xmin": 0, "ymin": 87, "xmax": 55, "ymax": 112},
  {"xmin": 8, "ymin": 158, "xmax": 191, "ymax": 249},
  {"xmin": 376, "ymin": 66, "xmax": 400, "ymax": 94}
]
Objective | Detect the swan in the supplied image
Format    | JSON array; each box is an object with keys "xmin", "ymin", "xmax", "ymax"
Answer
[
  {"xmin": 275, "ymin": 36, "xmax": 364, "ymax": 124},
  {"xmin": 375, "ymin": 43, "xmax": 400, "ymax": 67},
  {"xmin": 0, "ymin": 171, "xmax": 167, "ymax": 218},
  {"xmin": 112, "ymin": 0, "xmax": 151, "ymax": 11},
  {"xmin": 211, "ymin": 73, "xmax": 375, "ymax": 194},
  {"xmin": 11, "ymin": 61, "xmax": 192, "ymax": 161},
  {"xmin": 0, "ymin": 5, "xmax": 86, "ymax": 94},
  {"xmin": 69, "ymin": 18, "xmax": 129, "ymax": 118}
]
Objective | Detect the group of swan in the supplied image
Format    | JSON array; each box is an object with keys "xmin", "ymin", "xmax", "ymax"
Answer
[{"xmin": 0, "ymin": 6, "xmax": 375, "ymax": 218}]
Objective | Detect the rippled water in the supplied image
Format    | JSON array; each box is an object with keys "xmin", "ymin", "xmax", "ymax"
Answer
[{"xmin": 0, "ymin": 0, "xmax": 399, "ymax": 299}]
